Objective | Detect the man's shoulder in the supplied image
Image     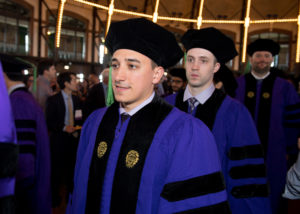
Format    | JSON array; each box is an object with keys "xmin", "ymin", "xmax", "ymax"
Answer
[
  {"xmin": 84, "ymin": 107, "xmax": 108, "ymax": 124},
  {"xmin": 47, "ymin": 91, "xmax": 62, "ymax": 102},
  {"xmin": 167, "ymin": 107, "xmax": 210, "ymax": 131},
  {"xmin": 164, "ymin": 93, "xmax": 177, "ymax": 104},
  {"xmin": 11, "ymin": 90, "xmax": 44, "ymax": 113}
]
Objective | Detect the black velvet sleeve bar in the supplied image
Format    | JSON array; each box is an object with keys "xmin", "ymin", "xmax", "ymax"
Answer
[
  {"xmin": 0, "ymin": 143, "xmax": 18, "ymax": 178},
  {"xmin": 161, "ymin": 171, "xmax": 225, "ymax": 202}
]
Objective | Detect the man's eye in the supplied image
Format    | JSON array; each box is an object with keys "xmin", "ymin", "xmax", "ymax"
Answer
[
  {"xmin": 187, "ymin": 58, "xmax": 193, "ymax": 62},
  {"xmin": 129, "ymin": 64, "xmax": 137, "ymax": 69},
  {"xmin": 111, "ymin": 64, "xmax": 118, "ymax": 69}
]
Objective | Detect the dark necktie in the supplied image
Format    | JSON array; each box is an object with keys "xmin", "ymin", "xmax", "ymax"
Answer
[
  {"xmin": 121, "ymin": 113, "xmax": 130, "ymax": 124},
  {"xmin": 68, "ymin": 95, "xmax": 74, "ymax": 126},
  {"xmin": 188, "ymin": 97, "xmax": 198, "ymax": 113}
]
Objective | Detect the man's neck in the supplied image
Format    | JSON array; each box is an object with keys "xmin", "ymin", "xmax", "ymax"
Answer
[
  {"xmin": 120, "ymin": 91, "xmax": 154, "ymax": 113},
  {"xmin": 7, "ymin": 81, "xmax": 26, "ymax": 95},
  {"xmin": 187, "ymin": 82, "xmax": 212, "ymax": 97},
  {"xmin": 63, "ymin": 88, "xmax": 72, "ymax": 96},
  {"xmin": 42, "ymin": 73, "xmax": 51, "ymax": 82},
  {"xmin": 6, "ymin": 80, "xmax": 23, "ymax": 90},
  {"xmin": 251, "ymin": 70, "xmax": 270, "ymax": 80}
]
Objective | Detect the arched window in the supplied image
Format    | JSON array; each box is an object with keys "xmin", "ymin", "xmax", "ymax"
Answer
[
  {"xmin": 0, "ymin": 0, "xmax": 32, "ymax": 55},
  {"xmin": 48, "ymin": 14, "xmax": 87, "ymax": 61},
  {"xmin": 249, "ymin": 31, "xmax": 291, "ymax": 71}
]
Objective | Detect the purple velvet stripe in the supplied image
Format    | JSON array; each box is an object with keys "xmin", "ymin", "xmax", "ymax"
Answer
[
  {"xmin": 0, "ymin": 62, "xmax": 17, "ymax": 144},
  {"xmin": 0, "ymin": 177, "xmax": 15, "ymax": 198}
]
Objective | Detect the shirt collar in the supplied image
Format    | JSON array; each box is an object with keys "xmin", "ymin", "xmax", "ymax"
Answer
[
  {"xmin": 8, "ymin": 83, "xmax": 26, "ymax": 95},
  {"xmin": 251, "ymin": 71, "xmax": 270, "ymax": 80},
  {"xmin": 61, "ymin": 90, "xmax": 71, "ymax": 99},
  {"xmin": 119, "ymin": 92, "xmax": 155, "ymax": 116},
  {"xmin": 183, "ymin": 83, "xmax": 215, "ymax": 104}
]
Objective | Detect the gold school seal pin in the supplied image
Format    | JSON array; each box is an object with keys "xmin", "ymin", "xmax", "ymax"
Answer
[
  {"xmin": 247, "ymin": 91, "xmax": 255, "ymax": 98},
  {"xmin": 126, "ymin": 150, "xmax": 139, "ymax": 168},
  {"xmin": 97, "ymin": 141, "xmax": 107, "ymax": 158},
  {"xmin": 262, "ymin": 92, "xmax": 270, "ymax": 99}
]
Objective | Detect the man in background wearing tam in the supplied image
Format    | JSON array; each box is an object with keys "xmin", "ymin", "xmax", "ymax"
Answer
[
  {"xmin": 165, "ymin": 27, "xmax": 271, "ymax": 214},
  {"xmin": 1, "ymin": 55, "xmax": 51, "ymax": 214},
  {"xmin": 169, "ymin": 67, "xmax": 187, "ymax": 93},
  {"xmin": 235, "ymin": 39, "xmax": 300, "ymax": 214}
]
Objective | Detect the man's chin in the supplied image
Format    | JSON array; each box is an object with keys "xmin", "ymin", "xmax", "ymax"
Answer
[{"xmin": 253, "ymin": 67, "xmax": 270, "ymax": 75}]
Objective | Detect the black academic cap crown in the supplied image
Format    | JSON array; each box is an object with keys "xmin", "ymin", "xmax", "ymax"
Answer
[
  {"xmin": 181, "ymin": 27, "xmax": 238, "ymax": 63},
  {"xmin": 169, "ymin": 67, "xmax": 187, "ymax": 81},
  {"xmin": 105, "ymin": 18, "xmax": 183, "ymax": 68},
  {"xmin": 247, "ymin": 39, "xmax": 280, "ymax": 56},
  {"xmin": 0, "ymin": 54, "xmax": 32, "ymax": 75}
]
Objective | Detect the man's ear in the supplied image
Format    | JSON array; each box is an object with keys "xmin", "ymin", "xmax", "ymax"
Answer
[
  {"xmin": 152, "ymin": 66, "xmax": 164, "ymax": 84},
  {"xmin": 64, "ymin": 81, "xmax": 69, "ymax": 89},
  {"xmin": 213, "ymin": 62, "xmax": 221, "ymax": 74}
]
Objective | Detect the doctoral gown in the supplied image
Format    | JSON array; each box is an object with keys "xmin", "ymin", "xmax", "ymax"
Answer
[
  {"xmin": 235, "ymin": 72, "xmax": 300, "ymax": 213},
  {"xmin": 67, "ymin": 95, "xmax": 230, "ymax": 214},
  {"xmin": 10, "ymin": 87, "xmax": 51, "ymax": 214},
  {"xmin": 165, "ymin": 89, "xmax": 271, "ymax": 214},
  {"xmin": 0, "ymin": 64, "xmax": 17, "ymax": 213}
]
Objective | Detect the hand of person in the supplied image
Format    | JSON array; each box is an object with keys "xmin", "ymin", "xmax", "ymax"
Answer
[{"xmin": 65, "ymin": 125, "xmax": 76, "ymax": 133}]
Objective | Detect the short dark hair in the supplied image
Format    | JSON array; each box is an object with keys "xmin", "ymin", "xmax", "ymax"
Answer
[
  {"xmin": 89, "ymin": 72, "xmax": 99, "ymax": 77},
  {"xmin": 57, "ymin": 72, "xmax": 76, "ymax": 90},
  {"xmin": 151, "ymin": 60, "xmax": 158, "ymax": 70},
  {"xmin": 5, "ymin": 71, "xmax": 25, "ymax": 82},
  {"xmin": 38, "ymin": 60, "xmax": 55, "ymax": 75}
]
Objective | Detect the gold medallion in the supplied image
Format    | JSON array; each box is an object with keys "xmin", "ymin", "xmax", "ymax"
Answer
[
  {"xmin": 247, "ymin": 91, "xmax": 255, "ymax": 98},
  {"xmin": 125, "ymin": 150, "xmax": 139, "ymax": 168},
  {"xmin": 262, "ymin": 92, "xmax": 270, "ymax": 99},
  {"xmin": 97, "ymin": 141, "xmax": 107, "ymax": 158}
]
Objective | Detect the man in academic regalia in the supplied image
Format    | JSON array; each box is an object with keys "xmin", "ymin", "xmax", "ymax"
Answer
[
  {"xmin": 67, "ymin": 18, "xmax": 230, "ymax": 214},
  {"xmin": 165, "ymin": 27, "xmax": 271, "ymax": 214},
  {"xmin": 235, "ymin": 39, "xmax": 300, "ymax": 214},
  {"xmin": 0, "ymin": 60, "xmax": 18, "ymax": 214},
  {"xmin": 169, "ymin": 67, "xmax": 187, "ymax": 93},
  {"xmin": 1, "ymin": 55, "xmax": 51, "ymax": 214}
]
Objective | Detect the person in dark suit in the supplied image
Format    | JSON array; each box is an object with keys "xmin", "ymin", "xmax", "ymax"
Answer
[
  {"xmin": 83, "ymin": 70, "xmax": 107, "ymax": 121},
  {"xmin": 46, "ymin": 72, "xmax": 83, "ymax": 208}
]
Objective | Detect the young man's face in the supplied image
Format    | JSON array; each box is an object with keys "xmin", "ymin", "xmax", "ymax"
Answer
[
  {"xmin": 170, "ymin": 76, "xmax": 185, "ymax": 92},
  {"xmin": 250, "ymin": 51, "xmax": 273, "ymax": 76},
  {"xmin": 65, "ymin": 74, "xmax": 77, "ymax": 92},
  {"xmin": 46, "ymin": 65, "xmax": 57, "ymax": 81},
  {"xmin": 111, "ymin": 49, "xmax": 163, "ymax": 110},
  {"xmin": 185, "ymin": 48, "xmax": 220, "ymax": 91}
]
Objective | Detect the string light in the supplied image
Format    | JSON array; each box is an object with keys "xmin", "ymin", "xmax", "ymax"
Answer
[
  {"xmin": 105, "ymin": 0, "xmax": 114, "ymax": 36},
  {"xmin": 203, "ymin": 20, "xmax": 244, "ymax": 24},
  {"xmin": 73, "ymin": 0, "xmax": 108, "ymax": 10},
  {"xmin": 197, "ymin": 0, "xmax": 205, "ymax": 29},
  {"xmin": 297, "ymin": 15, "xmax": 300, "ymax": 63},
  {"xmin": 158, "ymin": 16, "xmax": 196, "ymax": 22},
  {"xmin": 114, "ymin": 9, "xmax": 152, "ymax": 18},
  {"xmin": 251, "ymin": 19, "xmax": 297, "ymax": 24},
  {"xmin": 55, "ymin": 0, "xmax": 66, "ymax": 48},
  {"xmin": 153, "ymin": 0, "xmax": 160, "ymax": 23},
  {"xmin": 242, "ymin": 0, "xmax": 252, "ymax": 63},
  {"xmin": 57, "ymin": 0, "xmax": 300, "ymax": 63}
]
